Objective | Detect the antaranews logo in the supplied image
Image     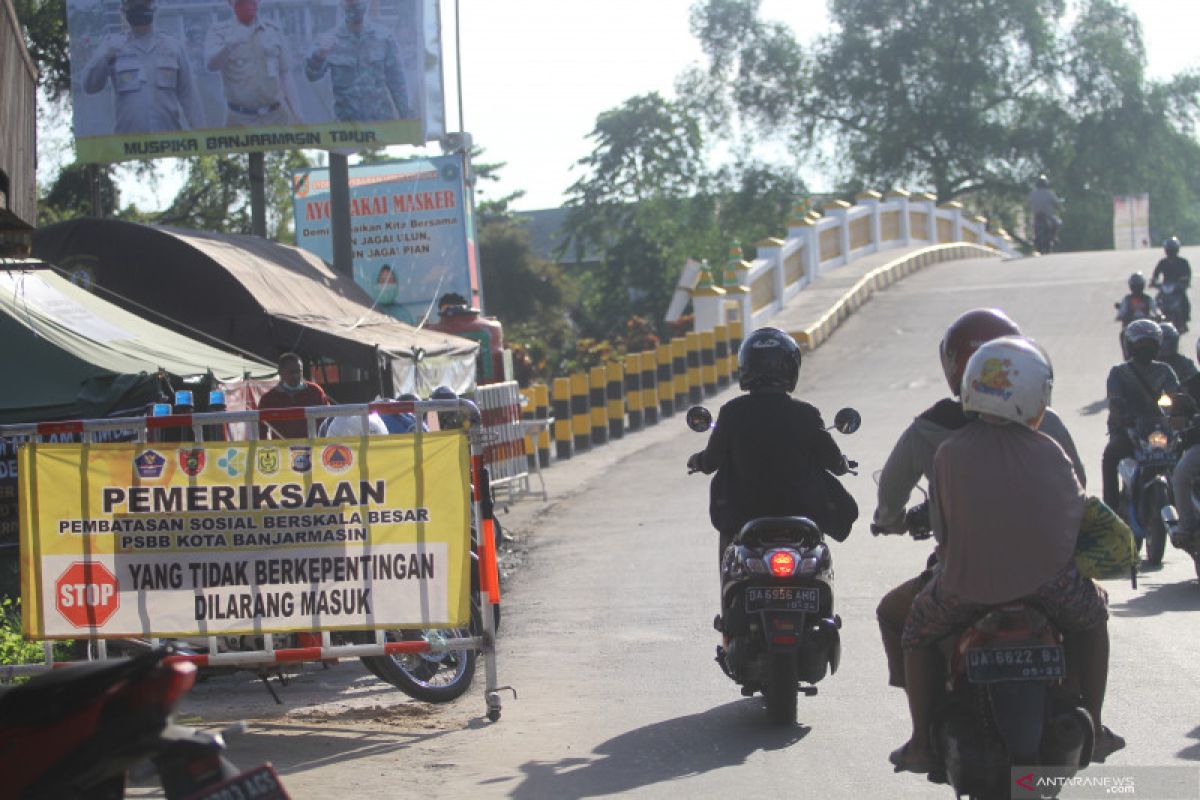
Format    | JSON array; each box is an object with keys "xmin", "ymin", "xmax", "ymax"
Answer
[{"xmin": 1013, "ymin": 768, "xmax": 1139, "ymax": 798}]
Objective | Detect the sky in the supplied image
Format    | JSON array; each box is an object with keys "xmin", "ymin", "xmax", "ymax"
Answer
[{"xmin": 96, "ymin": 0, "xmax": 1200, "ymax": 214}]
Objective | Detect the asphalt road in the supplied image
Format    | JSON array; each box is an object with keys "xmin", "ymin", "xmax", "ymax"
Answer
[{"xmin": 145, "ymin": 247, "xmax": 1200, "ymax": 799}]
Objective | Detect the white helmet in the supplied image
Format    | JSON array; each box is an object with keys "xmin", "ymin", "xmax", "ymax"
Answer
[
  {"xmin": 961, "ymin": 336, "xmax": 1053, "ymax": 429},
  {"xmin": 319, "ymin": 412, "xmax": 389, "ymax": 437}
]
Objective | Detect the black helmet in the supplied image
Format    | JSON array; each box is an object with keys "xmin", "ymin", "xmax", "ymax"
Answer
[
  {"xmin": 1035, "ymin": 174, "xmax": 1049, "ymax": 188},
  {"xmin": 429, "ymin": 385, "xmax": 463, "ymax": 429},
  {"xmin": 1129, "ymin": 272, "xmax": 1146, "ymax": 293},
  {"xmin": 738, "ymin": 327, "xmax": 801, "ymax": 392},
  {"xmin": 1164, "ymin": 236, "xmax": 1181, "ymax": 256},
  {"xmin": 1160, "ymin": 322, "xmax": 1181, "ymax": 356}
]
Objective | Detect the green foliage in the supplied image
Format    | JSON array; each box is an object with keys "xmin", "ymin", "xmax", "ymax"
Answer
[
  {"xmin": 13, "ymin": 0, "xmax": 70, "ymax": 99},
  {"xmin": 0, "ymin": 598, "xmax": 45, "ymax": 668},
  {"xmin": 156, "ymin": 151, "xmax": 311, "ymax": 239},
  {"xmin": 683, "ymin": 0, "xmax": 1200, "ymax": 251},
  {"xmin": 557, "ymin": 91, "xmax": 807, "ymax": 345}
]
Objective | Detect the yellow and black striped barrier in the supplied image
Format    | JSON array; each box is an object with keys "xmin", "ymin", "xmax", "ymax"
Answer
[
  {"xmin": 671, "ymin": 338, "xmax": 687, "ymax": 411},
  {"xmin": 656, "ymin": 344, "xmax": 674, "ymax": 418},
  {"xmin": 606, "ymin": 360, "xmax": 625, "ymax": 439},
  {"xmin": 640, "ymin": 352, "xmax": 659, "ymax": 426},
  {"xmin": 552, "ymin": 377, "xmax": 573, "ymax": 461},
  {"xmin": 685, "ymin": 332, "xmax": 703, "ymax": 404},
  {"xmin": 625, "ymin": 353, "xmax": 644, "ymax": 432},
  {"xmin": 714, "ymin": 324, "xmax": 731, "ymax": 390},
  {"xmin": 589, "ymin": 366, "xmax": 608, "ymax": 446},
  {"xmin": 700, "ymin": 331, "xmax": 718, "ymax": 397},
  {"xmin": 570, "ymin": 371, "xmax": 591, "ymax": 452},
  {"xmin": 530, "ymin": 383, "xmax": 551, "ymax": 467},
  {"xmin": 729, "ymin": 320, "xmax": 744, "ymax": 384}
]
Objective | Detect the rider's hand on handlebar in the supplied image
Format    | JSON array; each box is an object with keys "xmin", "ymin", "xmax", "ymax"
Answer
[{"xmin": 686, "ymin": 452, "xmax": 703, "ymax": 474}]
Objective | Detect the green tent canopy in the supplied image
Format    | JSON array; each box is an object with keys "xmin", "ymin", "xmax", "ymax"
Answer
[{"xmin": 0, "ymin": 261, "xmax": 275, "ymax": 424}]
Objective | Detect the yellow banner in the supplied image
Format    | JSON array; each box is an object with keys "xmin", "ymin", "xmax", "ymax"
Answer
[
  {"xmin": 20, "ymin": 433, "xmax": 471, "ymax": 639},
  {"xmin": 74, "ymin": 121, "xmax": 422, "ymax": 164}
]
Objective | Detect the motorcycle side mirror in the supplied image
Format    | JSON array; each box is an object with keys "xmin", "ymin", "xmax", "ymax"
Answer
[
  {"xmin": 832, "ymin": 407, "xmax": 861, "ymax": 434},
  {"xmin": 686, "ymin": 405, "xmax": 713, "ymax": 432}
]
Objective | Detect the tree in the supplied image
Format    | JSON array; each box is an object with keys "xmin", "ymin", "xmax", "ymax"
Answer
[
  {"xmin": 152, "ymin": 151, "xmax": 310, "ymax": 239},
  {"xmin": 559, "ymin": 92, "xmax": 807, "ymax": 341},
  {"xmin": 684, "ymin": 0, "xmax": 1200, "ymax": 251}
]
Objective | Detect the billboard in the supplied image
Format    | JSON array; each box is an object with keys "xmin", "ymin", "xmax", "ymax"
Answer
[
  {"xmin": 1113, "ymin": 194, "xmax": 1151, "ymax": 250},
  {"xmin": 67, "ymin": 0, "xmax": 445, "ymax": 163},
  {"xmin": 292, "ymin": 155, "xmax": 479, "ymax": 325},
  {"xmin": 20, "ymin": 433, "xmax": 472, "ymax": 637}
]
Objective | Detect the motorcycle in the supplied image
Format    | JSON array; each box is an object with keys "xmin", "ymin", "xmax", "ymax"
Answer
[
  {"xmin": 686, "ymin": 404, "xmax": 861, "ymax": 724},
  {"xmin": 0, "ymin": 647, "xmax": 289, "ymax": 800},
  {"xmin": 1116, "ymin": 407, "xmax": 1181, "ymax": 566},
  {"xmin": 1033, "ymin": 212, "xmax": 1060, "ymax": 255},
  {"xmin": 1153, "ymin": 281, "xmax": 1190, "ymax": 333},
  {"xmin": 931, "ymin": 604, "xmax": 1094, "ymax": 799},
  {"xmin": 875, "ymin": 496, "xmax": 1094, "ymax": 799}
]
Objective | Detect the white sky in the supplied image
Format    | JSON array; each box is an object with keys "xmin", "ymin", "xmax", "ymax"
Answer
[{"xmin": 103, "ymin": 0, "xmax": 1200, "ymax": 213}]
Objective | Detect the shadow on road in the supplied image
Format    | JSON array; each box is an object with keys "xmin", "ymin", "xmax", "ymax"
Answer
[
  {"xmin": 509, "ymin": 699, "xmax": 811, "ymax": 799},
  {"xmin": 1178, "ymin": 726, "xmax": 1200, "ymax": 761},
  {"xmin": 1110, "ymin": 576, "xmax": 1200, "ymax": 617},
  {"xmin": 1078, "ymin": 398, "xmax": 1108, "ymax": 416}
]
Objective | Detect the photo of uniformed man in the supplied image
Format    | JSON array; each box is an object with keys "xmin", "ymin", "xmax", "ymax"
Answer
[
  {"xmin": 304, "ymin": 0, "xmax": 412, "ymax": 122},
  {"xmin": 82, "ymin": 0, "xmax": 205, "ymax": 134},
  {"xmin": 204, "ymin": 0, "xmax": 301, "ymax": 126}
]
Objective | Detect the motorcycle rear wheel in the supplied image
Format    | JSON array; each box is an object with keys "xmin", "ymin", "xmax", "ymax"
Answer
[
  {"xmin": 360, "ymin": 627, "xmax": 476, "ymax": 703},
  {"xmin": 763, "ymin": 652, "xmax": 798, "ymax": 725},
  {"xmin": 1144, "ymin": 484, "xmax": 1169, "ymax": 566}
]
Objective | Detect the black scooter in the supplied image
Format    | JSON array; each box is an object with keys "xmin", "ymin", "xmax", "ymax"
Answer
[{"xmin": 686, "ymin": 405, "xmax": 861, "ymax": 724}]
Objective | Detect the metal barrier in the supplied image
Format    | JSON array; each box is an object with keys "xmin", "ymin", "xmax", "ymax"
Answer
[
  {"xmin": 477, "ymin": 381, "xmax": 545, "ymax": 504},
  {"xmin": 1, "ymin": 400, "xmax": 510, "ymax": 721}
]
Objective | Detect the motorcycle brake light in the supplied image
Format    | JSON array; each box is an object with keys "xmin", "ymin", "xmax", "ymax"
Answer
[{"xmin": 769, "ymin": 551, "xmax": 797, "ymax": 577}]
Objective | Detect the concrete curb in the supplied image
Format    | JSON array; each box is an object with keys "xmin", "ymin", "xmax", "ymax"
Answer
[{"xmin": 790, "ymin": 243, "xmax": 1002, "ymax": 351}]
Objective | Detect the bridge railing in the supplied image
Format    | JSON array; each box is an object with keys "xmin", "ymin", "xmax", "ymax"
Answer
[{"xmin": 684, "ymin": 189, "xmax": 1015, "ymax": 333}]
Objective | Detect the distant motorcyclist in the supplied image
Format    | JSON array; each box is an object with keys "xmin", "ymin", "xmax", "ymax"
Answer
[
  {"xmin": 1158, "ymin": 322, "xmax": 1198, "ymax": 382},
  {"xmin": 1115, "ymin": 272, "xmax": 1157, "ymax": 356},
  {"xmin": 1115, "ymin": 272, "xmax": 1155, "ymax": 326},
  {"xmin": 1027, "ymin": 174, "xmax": 1063, "ymax": 253},
  {"xmin": 687, "ymin": 327, "xmax": 850, "ymax": 568},
  {"xmin": 1150, "ymin": 236, "xmax": 1191, "ymax": 332},
  {"xmin": 873, "ymin": 309, "xmax": 1085, "ymax": 692},
  {"xmin": 1101, "ymin": 319, "xmax": 1181, "ymax": 511}
]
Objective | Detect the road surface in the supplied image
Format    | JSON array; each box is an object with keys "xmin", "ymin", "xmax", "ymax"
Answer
[{"xmin": 142, "ymin": 247, "xmax": 1200, "ymax": 799}]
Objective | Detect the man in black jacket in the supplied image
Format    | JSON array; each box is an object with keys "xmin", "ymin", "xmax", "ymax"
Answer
[{"xmin": 687, "ymin": 327, "xmax": 850, "ymax": 565}]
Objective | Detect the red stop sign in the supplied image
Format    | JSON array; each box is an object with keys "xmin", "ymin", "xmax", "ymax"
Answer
[{"xmin": 55, "ymin": 562, "xmax": 120, "ymax": 628}]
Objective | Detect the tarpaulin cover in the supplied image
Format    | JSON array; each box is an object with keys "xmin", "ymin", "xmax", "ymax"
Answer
[
  {"xmin": 32, "ymin": 218, "xmax": 478, "ymax": 395},
  {"xmin": 0, "ymin": 262, "xmax": 274, "ymax": 423}
]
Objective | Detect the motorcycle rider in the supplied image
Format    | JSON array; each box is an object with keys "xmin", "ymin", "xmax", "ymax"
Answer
[
  {"xmin": 874, "ymin": 309, "xmax": 1086, "ymax": 690},
  {"xmin": 894, "ymin": 336, "xmax": 1120, "ymax": 773},
  {"xmin": 1158, "ymin": 322, "xmax": 1198, "ymax": 382},
  {"xmin": 1150, "ymin": 237, "xmax": 1191, "ymax": 332},
  {"xmin": 1115, "ymin": 272, "xmax": 1155, "ymax": 327},
  {"xmin": 1028, "ymin": 174, "xmax": 1063, "ymax": 253},
  {"xmin": 1101, "ymin": 320, "xmax": 1181, "ymax": 513},
  {"xmin": 687, "ymin": 327, "xmax": 851, "ymax": 570}
]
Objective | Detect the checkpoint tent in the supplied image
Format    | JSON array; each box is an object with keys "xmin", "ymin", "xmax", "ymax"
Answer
[
  {"xmin": 0, "ymin": 261, "xmax": 275, "ymax": 424},
  {"xmin": 32, "ymin": 218, "xmax": 479, "ymax": 400}
]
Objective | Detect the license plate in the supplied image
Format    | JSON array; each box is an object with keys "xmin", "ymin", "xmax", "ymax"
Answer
[
  {"xmin": 965, "ymin": 645, "xmax": 1065, "ymax": 683},
  {"xmin": 744, "ymin": 586, "xmax": 819, "ymax": 613},
  {"xmin": 183, "ymin": 763, "xmax": 290, "ymax": 800}
]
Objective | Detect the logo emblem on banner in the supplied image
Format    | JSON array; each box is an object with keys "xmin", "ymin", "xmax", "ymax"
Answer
[
  {"xmin": 216, "ymin": 448, "xmax": 244, "ymax": 477},
  {"xmin": 322, "ymin": 444, "xmax": 354, "ymax": 473},
  {"xmin": 290, "ymin": 446, "xmax": 313, "ymax": 473},
  {"xmin": 256, "ymin": 447, "xmax": 280, "ymax": 476},
  {"xmin": 133, "ymin": 450, "xmax": 166, "ymax": 478},
  {"xmin": 177, "ymin": 448, "xmax": 206, "ymax": 476}
]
